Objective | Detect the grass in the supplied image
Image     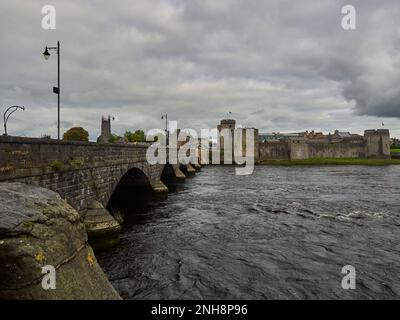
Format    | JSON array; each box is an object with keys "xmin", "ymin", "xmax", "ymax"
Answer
[
  {"xmin": 49, "ymin": 160, "xmax": 64, "ymax": 171},
  {"xmin": 0, "ymin": 165, "xmax": 15, "ymax": 173},
  {"xmin": 69, "ymin": 159, "xmax": 84, "ymax": 167},
  {"xmin": 258, "ymin": 157, "xmax": 400, "ymax": 166},
  {"xmin": 390, "ymin": 148, "xmax": 400, "ymax": 153}
]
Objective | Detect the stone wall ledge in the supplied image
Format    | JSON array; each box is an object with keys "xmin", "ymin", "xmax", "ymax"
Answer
[
  {"xmin": 0, "ymin": 135, "xmax": 149, "ymax": 149},
  {"xmin": 0, "ymin": 161, "xmax": 147, "ymax": 181}
]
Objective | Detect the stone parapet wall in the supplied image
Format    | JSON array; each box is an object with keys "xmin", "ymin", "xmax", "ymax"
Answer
[
  {"xmin": 0, "ymin": 136, "xmax": 165, "ymax": 213},
  {"xmin": 0, "ymin": 136, "xmax": 148, "ymax": 173}
]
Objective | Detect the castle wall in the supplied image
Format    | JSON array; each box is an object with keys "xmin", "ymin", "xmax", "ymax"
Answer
[
  {"xmin": 259, "ymin": 141, "xmax": 290, "ymax": 160},
  {"xmin": 289, "ymin": 139, "xmax": 365, "ymax": 160},
  {"xmin": 288, "ymin": 140, "xmax": 309, "ymax": 160},
  {"xmin": 259, "ymin": 130, "xmax": 390, "ymax": 161},
  {"xmin": 306, "ymin": 139, "xmax": 366, "ymax": 159}
]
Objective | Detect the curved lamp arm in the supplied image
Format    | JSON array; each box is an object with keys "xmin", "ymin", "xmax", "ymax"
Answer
[{"xmin": 3, "ymin": 105, "xmax": 25, "ymax": 136}]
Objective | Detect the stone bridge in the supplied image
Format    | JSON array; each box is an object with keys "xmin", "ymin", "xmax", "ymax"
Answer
[{"xmin": 0, "ymin": 136, "xmax": 197, "ymax": 216}]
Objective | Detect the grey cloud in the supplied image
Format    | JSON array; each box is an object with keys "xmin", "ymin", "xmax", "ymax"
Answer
[{"xmin": 1, "ymin": 0, "xmax": 399, "ymax": 141}]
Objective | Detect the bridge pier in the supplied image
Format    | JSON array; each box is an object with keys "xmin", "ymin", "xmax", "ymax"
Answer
[
  {"xmin": 83, "ymin": 200, "xmax": 121, "ymax": 249},
  {"xmin": 172, "ymin": 165, "xmax": 186, "ymax": 182},
  {"xmin": 150, "ymin": 180, "xmax": 169, "ymax": 193},
  {"xmin": 186, "ymin": 164, "xmax": 196, "ymax": 176},
  {"xmin": 180, "ymin": 164, "xmax": 196, "ymax": 177}
]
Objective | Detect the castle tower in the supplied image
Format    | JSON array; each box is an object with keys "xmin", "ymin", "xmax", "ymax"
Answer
[
  {"xmin": 217, "ymin": 119, "xmax": 236, "ymax": 148},
  {"xmin": 364, "ymin": 129, "xmax": 390, "ymax": 159},
  {"xmin": 99, "ymin": 116, "xmax": 111, "ymax": 143},
  {"xmin": 217, "ymin": 119, "xmax": 236, "ymax": 163},
  {"xmin": 217, "ymin": 119, "xmax": 236, "ymax": 133},
  {"xmin": 236, "ymin": 127, "xmax": 259, "ymax": 163}
]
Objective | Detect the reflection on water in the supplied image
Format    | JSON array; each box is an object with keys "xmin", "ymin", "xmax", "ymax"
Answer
[{"xmin": 97, "ymin": 165, "xmax": 400, "ymax": 299}]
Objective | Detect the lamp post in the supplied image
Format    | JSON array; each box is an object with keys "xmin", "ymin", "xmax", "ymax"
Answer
[
  {"xmin": 161, "ymin": 113, "xmax": 169, "ymax": 146},
  {"xmin": 43, "ymin": 41, "xmax": 60, "ymax": 139},
  {"xmin": 3, "ymin": 105, "xmax": 25, "ymax": 136}
]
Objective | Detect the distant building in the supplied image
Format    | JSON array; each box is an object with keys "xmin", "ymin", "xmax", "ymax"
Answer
[
  {"xmin": 391, "ymin": 138, "xmax": 400, "ymax": 147},
  {"xmin": 335, "ymin": 130, "xmax": 352, "ymax": 139},
  {"xmin": 326, "ymin": 130, "xmax": 363, "ymax": 142},
  {"xmin": 98, "ymin": 116, "xmax": 111, "ymax": 143},
  {"xmin": 259, "ymin": 132, "xmax": 299, "ymax": 142},
  {"xmin": 298, "ymin": 130, "xmax": 326, "ymax": 140}
]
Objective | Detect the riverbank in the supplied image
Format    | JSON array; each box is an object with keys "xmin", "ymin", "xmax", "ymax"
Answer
[
  {"xmin": 258, "ymin": 158, "xmax": 400, "ymax": 166},
  {"xmin": 0, "ymin": 183, "xmax": 121, "ymax": 300},
  {"xmin": 390, "ymin": 148, "xmax": 400, "ymax": 159}
]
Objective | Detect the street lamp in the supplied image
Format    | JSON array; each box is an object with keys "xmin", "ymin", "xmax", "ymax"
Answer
[
  {"xmin": 161, "ymin": 113, "xmax": 169, "ymax": 145},
  {"xmin": 43, "ymin": 41, "xmax": 60, "ymax": 139},
  {"xmin": 3, "ymin": 105, "xmax": 25, "ymax": 136}
]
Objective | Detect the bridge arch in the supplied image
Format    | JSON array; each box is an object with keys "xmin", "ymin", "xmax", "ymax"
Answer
[
  {"xmin": 105, "ymin": 165, "xmax": 154, "ymax": 217},
  {"xmin": 102, "ymin": 162, "xmax": 165, "ymax": 209}
]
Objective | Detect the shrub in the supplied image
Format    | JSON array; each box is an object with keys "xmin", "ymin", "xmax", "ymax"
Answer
[
  {"xmin": 0, "ymin": 165, "xmax": 14, "ymax": 173},
  {"xmin": 50, "ymin": 160, "xmax": 64, "ymax": 171},
  {"xmin": 70, "ymin": 159, "xmax": 84, "ymax": 167},
  {"xmin": 63, "ymin": 127, "xmax": 89, "ymax": 142}
]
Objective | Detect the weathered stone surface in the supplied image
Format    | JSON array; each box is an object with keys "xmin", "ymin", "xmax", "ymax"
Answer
[
  {"xmin": 171, "ymin": 165, "xmax": 186, "ymax": 181},
  {"xmin": 84, "ymin": 200, "xmax": 121, "ymax": 249},
  {"xmin": 0, "ymin": 136, "xmax": 167, "ymax": 214},
  {"xmin": 0, "ymin": 183, "xmax": 121, "ymax": 300},
  {"xmin": 150, "ymin": 180, "xmax": 169, "ymax": 193},
  {"xmin": 180, "ymin": 164, "xmax": 196, "ymax": 177}
]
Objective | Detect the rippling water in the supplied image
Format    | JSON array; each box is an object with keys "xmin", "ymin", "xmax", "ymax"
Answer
[{"xmin": 97, "ymin": 165, "xmax": 400, "ymax": 299}]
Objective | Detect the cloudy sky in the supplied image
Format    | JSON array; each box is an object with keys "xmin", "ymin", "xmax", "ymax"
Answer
[{"xmin": 1, "ymin": 0, "xmax": 400, "ymax": 140}]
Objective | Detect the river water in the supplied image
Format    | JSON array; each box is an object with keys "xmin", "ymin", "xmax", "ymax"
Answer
[{"xmin": 97, "ymin": 165, "xmax": 400, "ymax": 299}]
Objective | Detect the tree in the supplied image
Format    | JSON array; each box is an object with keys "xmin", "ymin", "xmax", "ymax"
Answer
[
  {"xmin": 63, "ymin": 127, "xmax": 89, "ymax": 142},
  {"xmin": 109, "ymin": 134, "xmax": 122, "ymax": 143},
  {"xmin": 124, "ymin": 130, "xmax": 146, "ymax": 142}
]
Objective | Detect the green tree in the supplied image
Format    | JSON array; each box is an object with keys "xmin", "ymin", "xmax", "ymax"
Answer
[
  {"xmin": 63, "ymin": 127, "xmax": 89, "ymax": 142},
  {"xmin": 124, "ymin": 130, "xmax": 146, "ymax": 142},
  {"xmin": 109, "ymin": 134, "xmax": 122, "ymax": 143}
]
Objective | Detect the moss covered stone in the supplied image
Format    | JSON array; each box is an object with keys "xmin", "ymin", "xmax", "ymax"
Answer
[{"xmin": 0, "ymin": 183, "xmax": 121, "ymax": 300}]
